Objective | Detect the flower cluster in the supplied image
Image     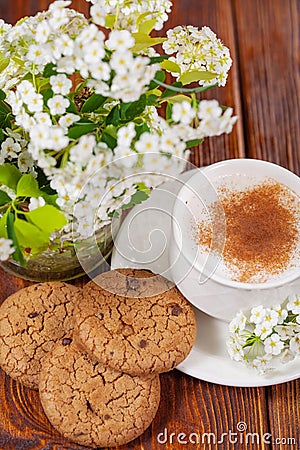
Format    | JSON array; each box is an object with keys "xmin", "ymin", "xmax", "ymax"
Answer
[
  {"xmin": 227, "ymin": 295, "xmax": 300, "ymax": 374},
  {"xmin": 162, "ymin": 25, "xmax": 232, "ymax": 87},
  {"xmin": 0, "ymin": 237, "xmax": 14, "ymax": 261},
  {"xmin": 0, "ymin": 0, "xmax": 237, "ymax": 266},
  {"xmin": 88, "ymin": 0, "xmax": 172, "ymax": 31}
]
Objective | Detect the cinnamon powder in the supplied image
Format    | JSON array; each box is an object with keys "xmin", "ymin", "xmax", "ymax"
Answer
[{"xmin": 196, "ymin": 180, "xmax": 300, "ymax": 283}]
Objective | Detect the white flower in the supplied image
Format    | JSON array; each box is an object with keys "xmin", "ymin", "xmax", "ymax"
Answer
[
  {"xmin": 113, "ymin": 146, "xmax": 138, "ymax": 168},
  {"xmin": 254, "ymin": 322, "xmax": 273, "ymax": 340},
  {"xmin": 70, "ymin": 135, "xmax": 96, "ymax": 165},
  {"xmin": 287, "ymin": 294, "xmax": 300, "ymax": 314},
  {"xmin": 50, "ymin": 74, "xmax": 72, "ymax": 95},
  {"xmin": 117, "ymin": 123, "xmax": 136, "ymax": 147},
  {"xmin": 26, "ymin": 93, "xmax": 43, "ymax": 113},
  {"xmin": 18, "ymin": 151, "xmax": 34, "ymax": 173},
  {"xmin": 36, "ymin": 22, "xmax": 51, "ymax": 43},
  {"xmin": 0, "ymin": 238, "xmax": 14, "ymax": 261},
  {"xmin": 56, "ymin": 34, "xmax": 74, "ymax": 56},
  {"xmin": 198, "ymin": 99, "xmax": 222, "ymax": 120},
  {"xmin": 106, "ymin": 30, "xmax": 135, "ymax": 52},
  {"xmin": 17, "ymin": 81, "xmax": 35, "ymax": 103},
  {"xmin": 90, "ymin": 3, "xmax": 106, "ymax": 26},
  {"xmin": 281, "ymin": 348, "xmax": 296, "ymax": 364},
  {"xmin": 264, "ymin": 334, "xmax": 284, "ymax": 356},
  {"xmin": 274, "ymin": 324, "xmax": 296, "ymax": 340},
  {"xmin": 48, "ymin": 126, "xmax": 69, "ymax": 151},
  {"xmin": 34, "ymin": 112, "xmax": 52, "ymax": 127},
  {"xmin": 84, "ymin": 41, "xmax": 105, "ymax": 64},
  {"xmin": 172, "ymin": 101, "xmax": 196, "ymax": 124},
  {"xmin": 252, "ymin": 354, "xmax": 273, "ymax": 374},
  {"xmin": 249, "ymin": 305, "xmax": 267, "ymax": 324},
  {"xmin": 272, "ymin": 304, "xmax": 288, "ymax": 324},
  {"xmin": 59, "ymin": 113, "xmax": 80, "ymax": 129},
  {"xmin": 226, "ymin": 335, "xmax": 244, "ymax": 362},
  {"xmin": 29, "ymin": 125, "xmax": 50, "ymax": 149},
  {"xmin": 48, "ymin": 95, "xmax": 70, "ymax": 116},
  {"xmin": 135, "ymin": 132, "xmax": 159, "ymax": 153},
  {"xmin": 110, "ymin": 51, "xmax": 133, "ymax": 74},
  {"xmin": 229, "ymin": 312, "xmax": 247, "ymax": 333},
  {"xmin": 1, "ymin": 138, "xmax": 21, "ymax": 159},
  {"xmin": 262, "ymin": 308, "xmax": 279, "ymax": 327},
  {"xmin": 89, "ymin": 61, "xmax": 111, "ymax": 81},
  {"xmin": 28, "ymin": 196, "xmax": 46, "ymax": 211},
  {"xmin": 290, "ymin": 335, "xmax": 300, "ymax": 354}
]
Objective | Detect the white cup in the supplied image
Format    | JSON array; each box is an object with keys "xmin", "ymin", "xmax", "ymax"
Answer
[{"xmin": 170, "ymin": 159, "xmax": 300, "ymax": 321}]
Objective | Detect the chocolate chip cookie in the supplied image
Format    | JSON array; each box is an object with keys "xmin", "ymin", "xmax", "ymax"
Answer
[
  {"xmin": 39, "ymin": 339, "xmax": 161, "ymax": 448},
  {"xmin": 74, "ymin": 269, "xmax": 196, "ymax": 376},
  {"xmin": 0, "ymin": 282, "xmax": 79, "ymax": 389}
]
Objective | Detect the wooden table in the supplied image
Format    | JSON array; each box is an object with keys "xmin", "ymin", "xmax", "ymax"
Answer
[{"xmin": 0, "ymin": 1, "xmax": 299, "ymax": 449}]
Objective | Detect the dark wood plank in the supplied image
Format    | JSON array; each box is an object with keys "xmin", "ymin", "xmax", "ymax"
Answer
[{"xmin": 233, "ymin": 0, "xmax": 300, "ymax": 174}]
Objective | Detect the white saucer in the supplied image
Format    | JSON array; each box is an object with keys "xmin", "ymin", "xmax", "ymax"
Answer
[{"xmin": 111, "ymin": 171, "xmax": 300, "ymax": 386}]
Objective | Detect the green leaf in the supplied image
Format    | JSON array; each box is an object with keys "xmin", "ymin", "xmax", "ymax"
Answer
[
  {"xmin": 6, "ymin": 213, "xmax": 26, "ymax": 265},
  {"xmin": 122, "ymin": 190, "xmax": 149, "ymax": 210},
  {"xmin": 135, "ymin": 123, "xmax": 150, "ymax": 139},
  {"xmin": 0, "ymin": 101, "xmax": 12, "ymax": 128},
  {"xmin": 159, "ymin": 59, "xmax": 181, "ymax": 73},
  {"xmin": 105, "ymin": 105, "xmax": 120, "ymax": 126},
  {"xmin": 0, "ymin": 129, "xmax": 4, "ymax": 141},
  {"xmin": 102, "ymin": 126, "xmax": 117, "ymax": 149},
  {"xmin": 0, "ymin": 190, "xmax": 11, "ymax": 206},
  {"xmin": 0, "ymin": 89, "xmax": 6, "ymax": 100},
  {"xmin": 185, "ymin": 138, "xmax": 203, "ymax": 149},
  {"xmin": 27, "ymin": 205, "xmax": 67, "ymax": 234},
  {"xmin": 105, "ymin": 14, "xmax": 116, "ymax": 29},
  {"xmin": 148, "ymin": 70, "xmax": 166, "ymax": 90},
  {"xmin": 139, "ymin": 18, "xmax": 157, "ymax": 35},
  {"xmin": 16, "ymin": 174, "xmax": 42, "ymax": 198},
  {"xmin": 0, "ymin": 55, "xmax": 9, "ymax": 73},
  {"xmin": 0, "ymin": 210, "xmax": 8, "ymax": 238},
  {"xmin": 146, "ymin": 93, "xmax": 159, "ymax": 106},
  {"xmin": 40, "ymin": 192, "xmax": 58, "ymax": 207},
  {"xmin": 68, "ymin": 123, "xmax": 98, "ymax": 139},
  {"xmin": 42, "ymin": 88, "xmax": 53, "ymax": 106},
  {"xmin": 0, "ymin": 164, "xmax": 22, "ymax": 190},
  {"xmin": 166, "ymin": 102, "xmax": 172, "ymax": 121},
  {"xmin": 123, "ymin": 94, "xmax": 146, "ymax": 120},
  {"xmin": 81, "ymin": 94, "xmax": 107, "ymax": 113},
  {"xmin": 66, "ymin": 100, "xmax": 78, "ymax": 114},
  {"xmin": 14, "ymin": 217, "xmax": 49, "ymax": 254},
  {"xmin": 178, "ymin": 70, "xmax": 217, "ymax": 86},
  {"xmin": 149, "ymin": 55, "xmax": 169, "ymax": 65},
  {"xmin": 131, "ymin": 33, "xmax": 167, "ymax": 53},
  {"xmin": 162, "ymin": 94, "xmax": 191, "ymax": 104},
  {"xmin": 43, "ymin": 63, "xmax": 57, "ymax": 78}
]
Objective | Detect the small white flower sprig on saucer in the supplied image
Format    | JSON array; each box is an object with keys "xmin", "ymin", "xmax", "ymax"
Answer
[{"xmin": 227, "ymin": 295, "xmax": 300, "ymax": 374}]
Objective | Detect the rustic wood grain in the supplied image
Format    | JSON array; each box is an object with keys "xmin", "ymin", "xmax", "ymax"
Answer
[{"xmin": 0, "ymin": 0, "xmax": 299, "ymax": 449}]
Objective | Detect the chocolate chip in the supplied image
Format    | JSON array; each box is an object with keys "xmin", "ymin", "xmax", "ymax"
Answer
[
  {"xmin": 104, "ymin": 414, "xmax": 111, "ymax": 420},
  {"xmin": 171, "ymin": 305, "xmax": 183, "ymax": 317},
  {"xmin": 139, "ymin": 339, "xmax": 147, "ymax": 348},
  {"xmin": 126, "ymin": 277, "xmax": 140, "ymax": 291},
  {"xmin": 109, "ymin": 351, "xmax": 114, "ymax": 356},
  {"xmin": 28, "ymin": 312, "xmax": 39, "ymax": 319},
  {"xmin": 62, "ymin": 338, "xmax": 73, "ymax": 346}
]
